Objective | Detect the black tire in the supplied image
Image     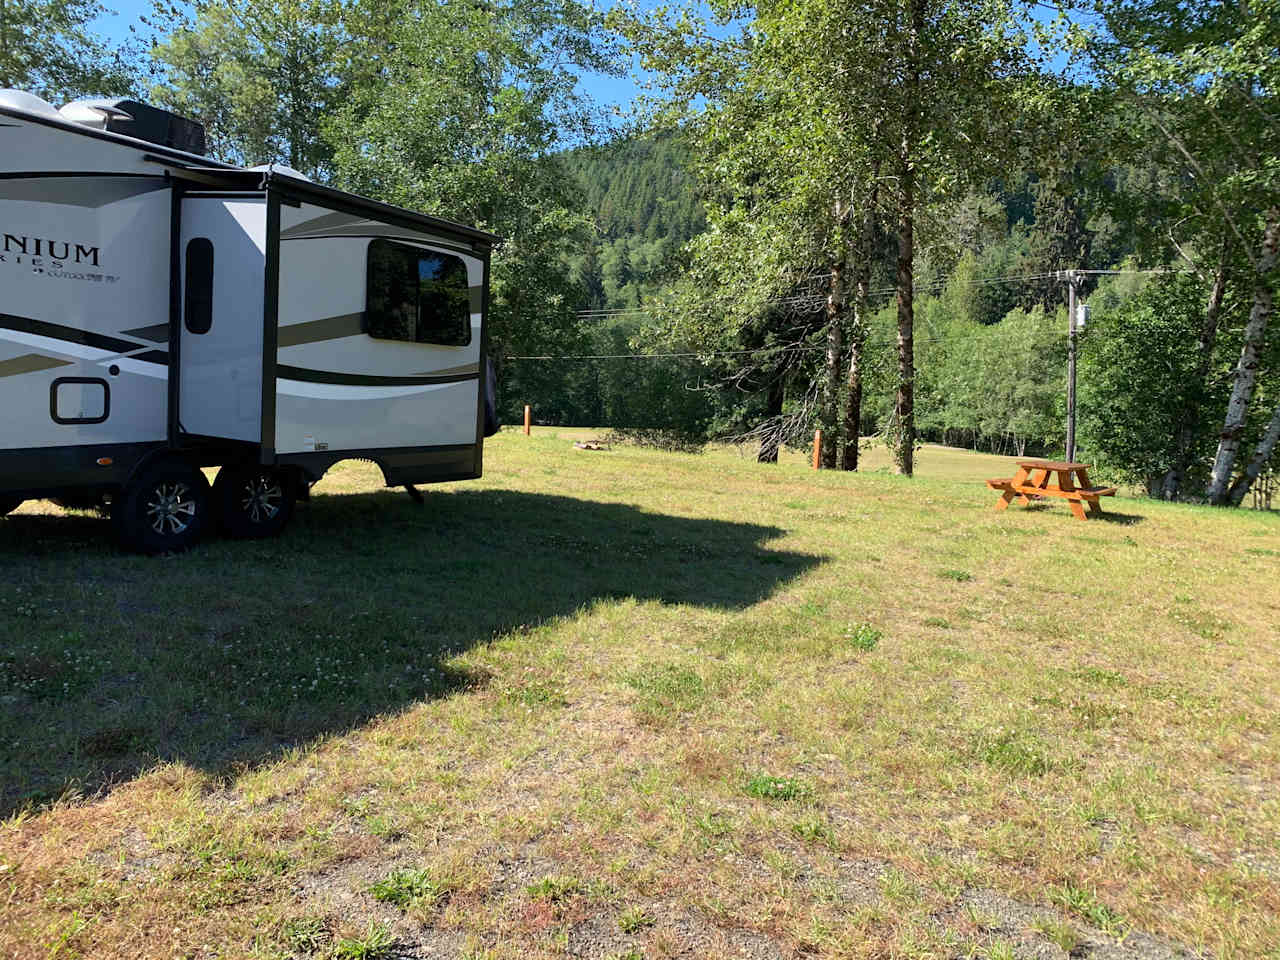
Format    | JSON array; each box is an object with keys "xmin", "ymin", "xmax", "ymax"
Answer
[
  {"xmin": 214, "ymin": 463, "xmax": 295, "ymax": 539},
  {"xmin": 0, "ymin": 496, "xmax": 24, "ymax": 517},
  {"xmin": 111, "ymin": 459, "xmax": 211, "ymax": 554}
]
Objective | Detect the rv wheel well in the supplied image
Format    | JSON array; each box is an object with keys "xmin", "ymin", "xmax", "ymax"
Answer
[
  {"xmin": 288, "ymin": 456, "xmax": 389, "ymax": 488},
  {"xmin": 277, "ymin": 450, "xmax": 474, "ymax": 490}
]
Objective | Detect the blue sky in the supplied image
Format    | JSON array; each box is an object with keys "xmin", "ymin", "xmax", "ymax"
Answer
[{"xmin": 92, "ymin": 0, "xmax": 1085, "ymax": 111}]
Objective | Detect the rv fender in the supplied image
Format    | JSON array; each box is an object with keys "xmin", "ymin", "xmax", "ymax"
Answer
[
  {"xmin": 120, "ymin": 447, "xmax": 203, "ymax": 488},
  {"xmin": 282, "ymin": 464, "xmax": 308, "ymax": 502},
  {"xmin": 294, "ymin": 470, "xmax": 312, "ymax": 502}
]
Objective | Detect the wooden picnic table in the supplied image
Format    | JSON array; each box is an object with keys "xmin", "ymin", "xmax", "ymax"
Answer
[{"xmin": 986, "ymin": 459, "xmax": 1116, "ymax": 521}]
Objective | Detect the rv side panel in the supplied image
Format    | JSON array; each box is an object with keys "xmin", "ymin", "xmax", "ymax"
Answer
[
  {"xmin": 0, "ymin": 174, "xmax": 171, "ymax": 454},
  {"xmin": 272, "ymin": 200, "xmax": 484, "ymax": 476}
]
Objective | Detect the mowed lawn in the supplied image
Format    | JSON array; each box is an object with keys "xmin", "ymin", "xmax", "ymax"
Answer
[{"xmin": 2, "ymin": 431, "xmax": 1278, "ymax": 960}]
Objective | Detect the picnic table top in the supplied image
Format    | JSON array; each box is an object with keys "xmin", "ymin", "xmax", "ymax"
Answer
[{"xmin": 1015, "ymin": 459, "xmax": 1091, "ymax": 472}]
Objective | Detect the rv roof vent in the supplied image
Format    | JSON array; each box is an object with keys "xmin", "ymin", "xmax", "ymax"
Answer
[
  {"xmin": 58, "ymin": 100, "xmax": 133, "ymax": 128},
  {"xmin": 0, "ymin": 89, "xmax": 61, "ymax": 118},
  {"xmin": 59, "ymin": 98, "xmax": 207, "ymax": 157},
  {"xmin": 248, "ymin": 163, "xmax": 313, "ymax": 182}
]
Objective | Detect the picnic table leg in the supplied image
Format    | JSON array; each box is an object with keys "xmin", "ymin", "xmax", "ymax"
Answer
[
  {"xmin": 995, "ymin": 487, "xmax": 1016, "ymax": 511},
  {"xmin": 1011, "ymin": 465, "xmax": 1033, "ymax": 506},
  {"xmin": 1017, "ymin": 468, "xmax": 1049, "ymax": 505},
  {"xmin": 1077, "ymin": 468, "xmax": 1104, "ymax": 515},
  {"xmin": 1059, "ymin": 470, "xmax": 1089, "ymax": 520}
]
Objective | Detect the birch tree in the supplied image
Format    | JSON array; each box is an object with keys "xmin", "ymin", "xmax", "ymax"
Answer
[{"xmin": 1095, "ymin": 0, "xmax": 1280, "ymax": 504}]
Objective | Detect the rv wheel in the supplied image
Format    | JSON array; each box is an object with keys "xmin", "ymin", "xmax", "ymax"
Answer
[
  {"xmin": 112, "ymin": 460, "xmax": 211, "ymax": 554},
  {"xmin": 1, "ymin": 496, "xmax": 23, "ymax": 516},
  {"xmin": 214, "ymin": 464, "xmax": 295, "ymax": 539}
]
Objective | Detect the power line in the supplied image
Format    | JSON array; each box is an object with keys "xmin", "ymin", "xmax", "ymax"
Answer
[
  {"xmin": 511, "ymin": 266, "xmax": 1190, "ymax": 361},
  {"xmin": 506, "ymin": 327, "xmax": 1034, "ymax": 362},
  {"xmin": 508, "ymin": 343, "xmax": 820, "ymax": 361},
  {"xmin": 573, "ymin": 268, "xmax": 1181, "ymax": 321}
]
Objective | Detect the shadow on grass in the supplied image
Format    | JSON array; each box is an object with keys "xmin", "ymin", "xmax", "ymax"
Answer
[
  {"xmin": 1088, "ymin": 511, "xmax": 1146, "ymax": 525},
  {"xmin": 1015, "ymin": 503, "xmax": 1146, "ymax": 524},
  {"xmin": 0, "ymin": 489, "xmax": 820, "ymax": 814}
]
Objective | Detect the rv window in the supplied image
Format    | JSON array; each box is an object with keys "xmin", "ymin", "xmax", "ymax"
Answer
[
  {"xmin": 185, "ymin": 237, "xmax": 214, "ymax": 335},
  {"xmin": 366, "ymin": 240, "xmax": 471, "ymax": 346}
]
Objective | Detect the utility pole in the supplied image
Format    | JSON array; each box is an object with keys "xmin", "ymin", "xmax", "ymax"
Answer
[{"xmin": 1064, "ymin": 270, "xmax": 1079, "ymax": 463}]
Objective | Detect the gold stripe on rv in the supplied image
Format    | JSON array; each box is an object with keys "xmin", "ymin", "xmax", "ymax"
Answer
[{"xmin": 0, "ymin": 354, "xmax": 74, "ymax": 378}]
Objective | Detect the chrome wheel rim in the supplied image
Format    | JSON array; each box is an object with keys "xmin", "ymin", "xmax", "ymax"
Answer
[
  {"xmin": 145, "ymin": 482, "xmax": 197, "ymax": 536},
  {"xmin": 240, "ymin": 475, "xmax": 282, "ymax": 524}
]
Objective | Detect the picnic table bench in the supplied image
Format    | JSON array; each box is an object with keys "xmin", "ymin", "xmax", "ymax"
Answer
[{"xmin": 986, "ymin": 459, "xmax": 1116, "ymax": 521}]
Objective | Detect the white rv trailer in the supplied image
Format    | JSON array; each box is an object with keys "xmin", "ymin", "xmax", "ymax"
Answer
[{"xmin": 0, "ymin": 90, "xmax": 499, "ymax": 552}]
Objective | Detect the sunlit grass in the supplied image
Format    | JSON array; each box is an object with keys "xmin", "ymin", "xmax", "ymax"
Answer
[{"xmin": 0, "ymin": 428, "xmax": 1277, "ymax": 958}]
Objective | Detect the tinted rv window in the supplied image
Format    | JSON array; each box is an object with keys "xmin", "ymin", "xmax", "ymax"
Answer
[
  {"xmin": 184, "ymin": 237, "xmax": 214, "ymax": 334},
  {"xmin": 366, "ymin": 240, "xmax": 472, "ymax": 346}
]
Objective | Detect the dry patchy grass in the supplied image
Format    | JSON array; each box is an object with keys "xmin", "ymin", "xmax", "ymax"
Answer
[{"xmin": 1, "ymin": 429, "xmax": 1278, "ymax": 959}]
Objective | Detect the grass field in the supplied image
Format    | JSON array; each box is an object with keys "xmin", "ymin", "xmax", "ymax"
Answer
[{"xmin": 1, "ymin": 430, "xmax": 1278, "ymax": 960}]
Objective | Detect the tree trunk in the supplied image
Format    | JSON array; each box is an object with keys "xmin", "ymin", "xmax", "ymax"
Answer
[
  {"xmin": 1207, "ymin": 213, "xmax": 1279, "ymax": 504},
  {"xmin": 1227, "ymin": 397, "xmax": 1280, "ymax": 506},
  {"xmin": 841, "ymin": 330, "xmax": 864, "ymax": 471},
  {"xmin": 892, "ymin": 0, "xmax": 922, "ymax": 477},
  {"xmin": 842, "ymin": 183, "xmax": 878, "ymax": 472},
  {"xmin": 758, "ymin": 376, "xmax": 784, "ymax": 463},
  {"xmin": 822, "ymin": 258, "xmax": 845, "ymax": 468},
  {"xmin": 893, "ymin": 148, "xmax": 916, "ymax": 477},
  {"xmin": 1161, "ymin": 242, "xmax": 1230, "ymax": 500}
]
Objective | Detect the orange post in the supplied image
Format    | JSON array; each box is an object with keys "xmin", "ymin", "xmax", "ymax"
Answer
[
  {"xmin": 812, "ymin": 429, "xmax": 822, "ymax": 470},
  {"xmin": 523, "ymin": 405, "xmax": 531, "ymax": 435}
]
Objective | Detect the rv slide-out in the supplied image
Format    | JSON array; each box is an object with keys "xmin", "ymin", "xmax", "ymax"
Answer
[{"xmin": 0, "ymin": 90, "xmax": 499, "ymax": 553}]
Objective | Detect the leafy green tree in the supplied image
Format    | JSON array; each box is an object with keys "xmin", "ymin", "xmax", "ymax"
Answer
[
  {"xmin": 1074, "ymin": 273, "xmax": 1276, "ymax": 494},
  {"xmin": 907, "ymin": 258, "xmax": 1065, "ymax": 458},
  {"xmin": 0, "ymin": 0, "xmax": 136, "ymax": 99},
  {"xmin": 149, "ymin": 0, "xmax": 345, "ymax": 175},
  {"xmin": 324, "ymin": 0, "xmax": 621, "ymax": 417},
  {"xmin": 972, "ymin": 306, "xmax": 1064, "ymax": 454}
]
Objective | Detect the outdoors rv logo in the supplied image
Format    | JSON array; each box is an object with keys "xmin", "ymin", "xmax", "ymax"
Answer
[{"xmin": 2, "ymin": 232, "xmax": 118, "ymax": 283}]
